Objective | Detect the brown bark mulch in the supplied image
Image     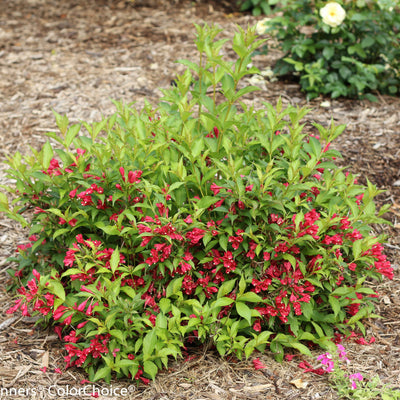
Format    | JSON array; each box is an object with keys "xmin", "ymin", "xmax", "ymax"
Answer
[{"xmin": 0, "ymin": 0, "xmax": 399, "ymax": 399}]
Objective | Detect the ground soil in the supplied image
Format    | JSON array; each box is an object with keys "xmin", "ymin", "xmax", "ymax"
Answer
[{"xmin": 0, "ymin": 0, "xmax": 399, "ymax": 399}]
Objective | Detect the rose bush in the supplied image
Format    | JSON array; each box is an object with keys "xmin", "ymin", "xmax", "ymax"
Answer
[
  {"xmin": 1, "ymin": 24, "xmax": 393, "ymax": 384},
  {"xmin": 258, "ymin": 0, "xmax": 400, "ymax": 100}
]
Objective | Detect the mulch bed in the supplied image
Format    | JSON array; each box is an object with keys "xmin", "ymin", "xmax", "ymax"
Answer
[{"xmin": 0, "ymin": 0, "xmax": 399, "ymax": 398}]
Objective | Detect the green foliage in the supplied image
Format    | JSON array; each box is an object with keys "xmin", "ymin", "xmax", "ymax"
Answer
[
  {"xmin": 237, "ymin": 0, "xmax": 291, "ymax": 15},
  {"xmin": 1, "ymin": 24, "xmax": 393, "ymax": 384},
  {"xmin": 258, "ymin": 0, "xmax": 400, "ymax": 100}
]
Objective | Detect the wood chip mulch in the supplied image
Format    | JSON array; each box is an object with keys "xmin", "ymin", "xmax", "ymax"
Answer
[{"xmin": 0, "ymin": 0, "xmax": 399, "ymax": 399}]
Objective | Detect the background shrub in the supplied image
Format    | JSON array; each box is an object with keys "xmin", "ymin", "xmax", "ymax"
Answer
[
  {"xmin": 257, "ymin": 0, "xmax": 400, "ymax": 100},
  {"xmin": 1, "ymin": 24, "xmax": 393, "ymax": 383}
]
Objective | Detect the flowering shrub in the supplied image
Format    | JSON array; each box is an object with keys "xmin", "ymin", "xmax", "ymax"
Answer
[
  {"xmin": 1, "ymin": 24, "xmax": 393, "ymax": 384},
  {"xmin": 258, "ymin": 0, "xmax": 400, "ymax": 100},
  {"xmin": 302, "ymin": 344, "xmax": 400, "ymax": 399}
]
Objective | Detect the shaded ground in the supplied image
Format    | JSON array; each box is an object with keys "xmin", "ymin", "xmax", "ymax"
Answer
[{"xmin": 0, "ymin": 0, "xmax": 399, "ymax": 399}]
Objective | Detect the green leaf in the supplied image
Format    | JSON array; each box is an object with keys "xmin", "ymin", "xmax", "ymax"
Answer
[
  {"xmin": 42, "ymin": 141, "xmax": 54, "ymax": 170},
  {"xmin": 196, "ymin": 196, "xmax": 219, "ymax": 209},
  {"xmin": 361, "ymin": 36, "xmax": 374, "ymax": 48},
  {"xmin": 120, "ymin": 286, "xmax": 137, "ymax": 299},
  {"xmin": 339, "ymin": 66, "xmax": 352, "ymax": 80},
  {"xmin": 331, "ymin": 286, "xmax": 354, "ymax": 297},
  {"xmin": 143, "ymin": 330, "xmax": 157, "ymax": 358},
  {"xmin": 166, "ymin": 277, "xmax": 184, "ymax": 298},
  {"xmin": 219, "ymin": 235, "xmax": 228, "ymax": 251},
  {"xmin": 236, "ymin": 302, "xmax": 252, "ymax": 325},
  {"xmin": 48, "ymin": 280, "xmax": 65, "ymax": 301},
  {"xmin": 109, "ymin": 329, "xmax": 126, "ymax": 345},
  {"xmin": 347, "ymin": 306, "xmax": 369, "ymax": 325},
  {"xmin": 288, "ymin": 342, "xmax": 312, "ymax": 357},
  {"xmin": 213, "ymin": 297, "xmax": 235, "ymax": 308},
  {"xmin": 322, "ymin": 47, "xmax": 334, "ymax": 60},
  {"xmin": 237, "ymin": 292, "xmax": 262, "ymax": 303},
  {"xmin": 238, "ymin": 275, "xmax": 246, "ymax": 295},
  {"xmin": 352, "ymin": 239, "xmax": 363, "ymax": 259},
  {"xmin": 93, "ymin": 366, "xmax": 111, "ymax": 382},
  {"xmin": 143, "ymin": 360, "xmax": 158, "ymax": 380},
  {"xmin": 233, "ymin": 85, "xmax": 260, "ymax": 101},
  {"xmin": 95, "ymin": 222, "xmax": 120, "ymax": 236},
  {"xmin": 329, "ymin": 296, "xmax": 341, "ymax": 317},
  {"xmin": 117, "ymin": 359, "xmax": 137, "ymax": 368},
  {"xmin": 53, "ymin": 228, "xmax": 71, "ymax": 240},
  {"xmin": 105, "ymin": 312, "xmax": 117, "ymax": 330},
  {"xmin": 169, "ymin": 181, "xmax": 185, "ymax": 193},
  {"xmin": 61, "ymin": 268, "xmax": 84, "ymax": 277},
  {"xmin": 191, "ymin": 137, "xmax": 205, "ymax": 159},
  {"xmin": 65, "ymin": 124, "xmax": 81, "ymax": 147},
  {"xmin": 110, "ymin": 248, "xmax": 120, "ymax": 274},
  {"xmin": 217, "ymin": 278, "xmax": 237, "ymax": 298},
  {"xmin": 52, "ymin": 110, "xmax": 69, "ymax": 135}
]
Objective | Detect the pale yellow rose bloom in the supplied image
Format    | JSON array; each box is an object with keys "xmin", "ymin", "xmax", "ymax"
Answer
[
  {"xmin": 320, "ymin": 2, "xmax": 346, "ymax": 27},
  {"xmin": 255, "ymin": 18, "xmax": 271, "ymax": 35}
]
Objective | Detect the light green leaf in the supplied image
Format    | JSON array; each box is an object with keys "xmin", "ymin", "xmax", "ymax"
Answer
[
  {"xmin": 196, "ymin": 196, "xmax": 219, "ymax": 209},
  {"xmin": 65, "ymin": 124, "xmax": 81, "ymax": 147},
  {"xmin": 237, "ymin": 292, "xmax": 262, "ymax": 303},
  {"xmin": 213, "ymin": 297, "xmax": 235, "ymax": 308},
  {"xmin": 144, "ymin": 360, "xmax": 158, "ymax": 380},
  {"xmin": 110, "ymin": 248, "xmax": 120, "ymax": 274},
  {"xmin": 143, "ymin": 330, "xmax": 157, "ymax": 358},
  {"xmin": 217, "ymin": 279, "xmax": 237, "ymax": 298},
  {"xmin": 236, "ymin": 302, "xmax": 252, "ymax": 325},
  {"xmin": 93, "ymin": 366, "xmax": 111, "ymax": 382},
  {"xmin": 42, "ymin": 141, "xmax": 54, "ymax": 170},
  {"xmin": 48, "ymin": 280, "xmax": 65, "ymax": 301}
]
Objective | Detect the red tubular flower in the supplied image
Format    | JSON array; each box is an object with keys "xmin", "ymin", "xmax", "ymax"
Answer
[
  {"xmin": 184, "ymin": 215, "xmax": 193, "ymax": 224},
  {"xmin": 210, "ymin": 183, "xmax": 223, "ymax": 195},
  {"xmin": 80, "ymin": 285, "xmax": 95, "ymax": 295},
  {"xmin": 75, "ymin": 298, "xmax": 89, "ymax": 312},
  {"xmin": 253, "ymin": 358, "xmax": 266, "ymax": 370},
  {"xmin": 32, "ymin": 269, "xmax": 41, "ymax": 281},
  {"xmin": 6, "ymin": 298, "xmax": 23, "ymax": 314},
  {"xmin": 53, "ymin": 305, "xmax": 68, "ymax": 321},
  {"xmin": 119, "ymin": 167, "xmax": 125, "ymax": 181},
  {"xmin": 77, "ymin": 321, "xmax": 89, "ymax": 329},
  {"xmin": 128, "ymin": 170, "xmax": 142, "ymax": 183},
  {"xmin": 21, "ymin": 302, "xmax": 31, "ymax": 317}
]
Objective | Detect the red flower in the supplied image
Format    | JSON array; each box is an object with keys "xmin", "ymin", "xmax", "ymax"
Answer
[
  {"xmin": 119, "ymin": 167, "xmax": 125, "ymax": 181},
  {"xmin": 210, "ymin": 183, "xmax": 223, "ymax": 195},
  {"xmin": 253, "ymin": 358, "xmax": 266, "ymax": 370},
  {"xmin": 253, "ymin": 321, "xmax": 261, "ymax": 332},
  {"xmin": 184, "ymin": 215, "xmax": 193, "ymax": 224},
  {"xmin": 128, "ymin": 170, "xmax": 142, "ymax": 183},
  {"xmin": 186, "ymin": 228, "xmax": 206, "ymax": 245},
  {"xmin": 112, "ymin": 348, "xmax": 120, "ymax": 357},
  {"xmin": 68, "ymin": 218, "xmax": 77, "ymax": 227}
]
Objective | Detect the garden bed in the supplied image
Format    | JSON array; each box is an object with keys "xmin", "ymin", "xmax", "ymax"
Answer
[{"xmin": 0, "ymin": 0, "xmax": 399, "ymax": 398}]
